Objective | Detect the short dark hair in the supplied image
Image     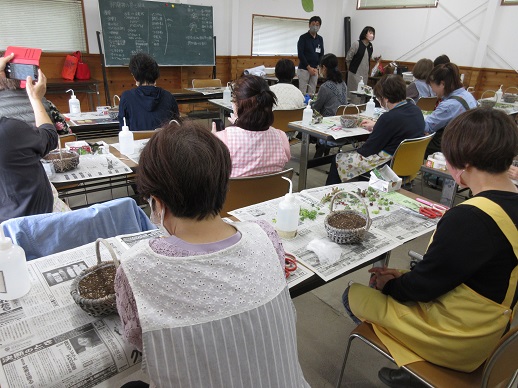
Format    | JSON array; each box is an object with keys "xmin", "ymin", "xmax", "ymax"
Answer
[
  {"xmin": 231, "ymin": 75, "xmax": 276, "ymax": 131},
  {"xmin": 373, "ymin": 74, "xmax": 407, "ymax": 103},
  {"xmin": 427, "ymin": 62, "xmax": 463, "ymax": 95},
  {"xmin": 442, "ymin": 108, "xmax": 518, "ymax": 173},
  {"xmin": 360, "ymin": 26, "xmax": 375, "ymax": 40},
  {"xmin": 412, "ymin": 58, "xmax": 434, "ymax": 80},
  {"xmin": 137, "ymin": 121, "xmax": 232, "ymax": 220},
  {"xmin": 433, "ymin": 54, "xmax": 450, "ymax": 67},
  {"xmin": 129, "ymin": 53, "xmax": 160, "ymax": 84},
  {"xmin": 309, "ymin": 16, "xmax": 322, "ymax": 25},
  {"xmin": 275, "ymin": 59, "xmax": 296, "ymax": 83},
  {"xmin": 320, "ymin": 53, "xmax": 342, "ymax": 83}
]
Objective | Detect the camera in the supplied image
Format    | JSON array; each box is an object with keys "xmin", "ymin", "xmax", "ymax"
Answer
[{"xmin": 5, "ymin": 63, "xmax": 39, "ymax": 81}]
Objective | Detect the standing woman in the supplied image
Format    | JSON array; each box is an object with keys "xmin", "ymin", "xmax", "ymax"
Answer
[{"xmin": 346, "ymin": 26, "xmax": 375, "ymax": 102}]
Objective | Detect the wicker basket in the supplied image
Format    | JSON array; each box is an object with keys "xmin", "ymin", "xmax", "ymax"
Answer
[
  {"xmin": 503, "ymin": 87, "xmax": 518, "ymax": 103},
  {"xmin": 108, "ymin": 95, "xmax": 120, "ymax": 120},
  {"xmin": 70, "ymin": 239, "xmax": 120, "ymax": 317},
  {"xmin": 43, "ymin": 150, "xmax": 80, "ymax": 173},
  {"xmin": 340, "ymin": 114, "xmax": 359, "ymax": 128},
  {"xmin": 477, "ymin": 90, "xmax": 497, "ymax": 108},
  {"xmin": 324, "ymin": 191, "xmax": 371, "ymax": 244}
]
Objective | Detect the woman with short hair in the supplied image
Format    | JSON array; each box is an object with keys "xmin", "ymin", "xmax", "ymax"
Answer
[
  {"xmin": 214, "ymin": 74, "xmax": 290, "ymax": 177},
  {"xmin": 115, "ymin": 121, "xmax": 309, "ymax": 388},
  {"xmin": 344, "ymin": 108, "xmax": 518, "ymax": 386},
  {"xmin": 346, "ymin": 26, "xmax": 375, "ymax": 102},
  {"xmin": 406, "ymin": 58, "xmax": 435, "ymax": 103},
  {"xmin": 118, "ymin": 52, "xmax": 179, "ymax": 131},
  {"xmin": 270, "ymin": 59, "xmax": 305, "ymax": 110}
]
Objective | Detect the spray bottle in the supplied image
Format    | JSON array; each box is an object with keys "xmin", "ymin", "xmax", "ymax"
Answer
[
  {"xmin": 223, "ymin": 82, "xmax": 232, "ymax": 104},
  {"xmin": 302, "ymin": 101, "xmax": 313, "ymax": 125},
  {"xmin": 276, "ymin": 177, "xmax": 300, "ymax": 239},
  {"xmin": 365, "ymin": 96, "xmax": 376, "ymax": 117},
  {"xmin": 356, "ymin": 76, "xmax": 364, "ymax": 93},
  {"xmin": 495, "ymin": 85, "xmax": 503, "ymax": 102},
  {"xmin": 0, "ymin": 228, "xmax": 31, "ymax": 300},
  {"xmin": 119, "ymin": 117, "xmax": 134, "ymax": 155},
  {"xmin": 66, "ymin": 89, "xmax": 81, "ymax": 115}
]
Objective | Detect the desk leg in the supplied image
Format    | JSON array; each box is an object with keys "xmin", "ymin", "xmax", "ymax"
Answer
[
  {"xmin": 219, "ymin": 107, "xmax": 225, "ymax": 122},
  {"xmin": 440, "ymin": 178, "xmax": 458, "ymax": 208},
  {"xmin": 298, "ymin": 133, "xmax": 310, "ymax": 191}
]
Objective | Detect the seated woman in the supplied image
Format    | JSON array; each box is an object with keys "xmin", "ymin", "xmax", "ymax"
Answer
[
  {"xmin": 406, "ymin": 58, "xmax": 435, "ymax": 103},
  {"xmin": 214, "ymin": 75, "xmax": 290, "ymax": 177},
  {"xmin": 0, "ymin": 54, "xmax": 59, "ymax": 222},
  {"xmin": 118, "ymin": 53, "xmax": 179, "ymax": 131},
  {"xmin": 326, "ymin": 74, "xmax": 424, "ymax": 185},
  {"xmin": 424, "ymin": 62, "xmax": 477, "ymax": 157},
  {"xmin": 312, "ymin": 53, "xmax": 348, "ymax": 158},
  {"xmin": 344, "ymin": 108, "xmax": 518, "ymax": 386},
  {"xmin": 270, "ymin": 59, "xmax": 305, "ymax": 110},
  {"xmin": 115, "ymin": 121, "xmax": 309, "ymax": 387}
]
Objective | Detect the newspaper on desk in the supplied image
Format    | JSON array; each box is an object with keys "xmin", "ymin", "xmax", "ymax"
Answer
[
  {"xmin": 292, "ymin": 117, "xmax": 371, "ymax": 140},
  {"xmin": 185, "ymin": 87, "xmax": 226, "ymax": 95},
  {"xmin": 111, "ymin": 139, "xmax": 149, "ymax": 164},
  {"xmin": 229, "ymin": 182, "xmax": 438, "ymax": 282},
  {"xmin": 0, "ymin": 237, "xmax": 148, "ymax": 388},
  {"xmin": 49, "ymin": 154, "xmax": 133, "ymax": 183}
]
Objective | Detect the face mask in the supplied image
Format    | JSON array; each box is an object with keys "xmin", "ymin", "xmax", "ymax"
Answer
[
  {"xmin": 147, "ymin": 197, "xmax": 171, "ymax": 237},
  {"xmin": 310, "ymin": 25, "xmax": 320, "ymax": 34},
  {"xmin": 448, "ymin": 166, "xmax": 466, "ymax": 189}
]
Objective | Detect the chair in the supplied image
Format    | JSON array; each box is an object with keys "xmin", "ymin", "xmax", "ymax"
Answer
[
  {"xmin": 59, "ymin": 133, "xmax": 78, "ymax": 148},
  {"xmin": 1, "ymin": 197, "xmax": 155, "ymax": 261},
  {"xmin": 336, "ymin": 104, "xmax": 367, "ymax": 116},
  {"xmin": 416, "ymin": 97, "xmax": 438, "ymax": 111},
  {"xmin": 189, "ymin": 78, "xmax": 223, "ymax": 120},
  {"xmin": 221, "ymin": 169, "xmax": 294, "ymax": 217},
  {"xmin": 273, "ymin": 108, "xmax": 305, "ymax": 145},
  {"xmin": 390, "ymin": 133, "xmax": 435, "ymax": 186},
  {"xmin": 337, "ymin": 322, "xmax": 518, "ymax": 388},
  {"xmin": 131, "ymin": 130, "xmax": 159, "ymax": 140}
]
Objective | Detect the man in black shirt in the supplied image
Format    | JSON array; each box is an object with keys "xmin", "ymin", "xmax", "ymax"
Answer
[{"xmin": 297, "ymin": 16, "xmax": 324, "ymax": 95}]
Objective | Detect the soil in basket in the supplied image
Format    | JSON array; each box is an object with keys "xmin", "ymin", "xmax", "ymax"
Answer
[
  {"xmin": 78, "ymin": 266, "xmax": 116, "ymax": 299},
  {"xmin": 328, "ymin": 212, "xmax": 366, "ymax": 229},
  {"xmin": 45, "ymin": 151, "xmax": 76, "ymax": 160}
]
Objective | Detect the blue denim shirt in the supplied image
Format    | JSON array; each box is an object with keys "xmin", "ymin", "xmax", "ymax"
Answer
[{"xmin": 424, "ymin": 87, "xmax": 477, "ymax": 134}]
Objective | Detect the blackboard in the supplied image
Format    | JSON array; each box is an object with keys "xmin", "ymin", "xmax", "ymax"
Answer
[{"xmin": 98, "ymin": 0, "xmax": 214, "ymax": 67}]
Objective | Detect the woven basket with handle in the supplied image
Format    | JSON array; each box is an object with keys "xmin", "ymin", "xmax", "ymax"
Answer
[{"xmin": 70, "ymin": 238, "xmax": 120, "ymax": 317}]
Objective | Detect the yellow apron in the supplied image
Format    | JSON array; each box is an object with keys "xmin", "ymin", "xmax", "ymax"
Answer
[{"xmin": 349, "ymin": 197, "xmax": 518, "ymax": 372}]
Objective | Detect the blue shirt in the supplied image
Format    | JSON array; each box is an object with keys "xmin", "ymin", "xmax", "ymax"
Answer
[{"xmin": 424, "ymin": 87, "xmax": 477, "ymax": 134}]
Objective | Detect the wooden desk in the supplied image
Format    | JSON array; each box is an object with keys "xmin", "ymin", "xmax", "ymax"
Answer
[{"xmin": 46, "ymin": 78, "xmax": 101, "ymax": 111}]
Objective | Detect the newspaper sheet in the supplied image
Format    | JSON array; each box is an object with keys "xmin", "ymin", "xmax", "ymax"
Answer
[
  {"xmin": 0, "ymin": 239, "xmax": 147, "ymax": 388},
  {"xmin": 230, "ymin": 182, "xmax": 438, "ymax": 282},
  {"xmin": 291, "ymin": 118, "xmax": 370, "ymax": 140},
  {"xmin": 110, "ymin": 139, "xmax": 149, "ymax": 165},
  {"xmin": 65, "ymin": 113, "xmax": 118, "ymax": 127},
  {"xmin": 185, "ymin": 87, "xmax": 225, "ymax": 95},
  {"xmin": 49, "ymin": 154, "xmax": 133, "ymax": 183}
]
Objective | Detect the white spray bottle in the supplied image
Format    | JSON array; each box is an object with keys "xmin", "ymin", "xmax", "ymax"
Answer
[
  {"xmin": 276, "ymin": 177, "xmax": 300, "ymax": 239},
  {"xmin": 223, "ymin": 82, "xmax": 232, "ymax": 104},
  {"xmin": 119, "ymin": 117, "xmax": 134, "ymax": 155},
  {"xmin": 495, "ymin": 85, "xmax": 503, "ymax": 102},
  {"xmin": 66, "ymin": 89, "xmax": 81, "ymax": 115},
  {"xmin": 365, "ymin": 96, "xmax": 376, "ymax": 117},
  {"xmin": 302, "ymin": 101, "xmax": 313, "ymax": 125},
  {"xmin": 0, "ymin": 228, "xmax": 31, "ymax": 300},
  {"xmin": 357, "ymin": 76, "xmax": 364, "ymax": 93}
]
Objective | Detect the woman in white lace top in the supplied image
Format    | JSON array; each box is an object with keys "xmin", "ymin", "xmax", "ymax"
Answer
[{"xmin": 114, "ymin": 120, "xmax": 309, "ymax": 388}]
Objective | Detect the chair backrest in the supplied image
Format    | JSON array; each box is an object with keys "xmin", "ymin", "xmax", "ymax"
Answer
[
  {"xmin": 1, "ymin": 198, "xmax": 155, "ymax": 261},
  {"xmin": 221, "ymin": 169, "xmax": 294, "ymax": 217},
  {"xmin": 273, "ymin": 108, "xmax": 305, "ymax": 133},
  {"xmin": 390, "ymin": 133, "xmax": 435, "ymax": 180},
  {"xmin": 482, "ymin": 325, "xmax": 518, "ymax": 388},
  {"xmin": 336, "ymin": 104, "xmax": 367, "ymax": 116},
  {"xmin": 192, "ymin": 78, "xmax": 222, "ymax": 88},
  {"xmin": 59, "ymin": 134, "xmax": 78, "ymax": 148},
  {"xmin": 131, "ymin": 130, "xmax": 159, "ymax": 140},
  {"xmin": 416, "ymin": 97, "xmax": 438, "ymax": 111}
]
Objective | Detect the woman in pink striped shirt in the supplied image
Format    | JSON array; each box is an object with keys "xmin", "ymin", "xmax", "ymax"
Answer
[{"xmin": 214, "ymin": 75, "xmax": 290, "ymax": 177}]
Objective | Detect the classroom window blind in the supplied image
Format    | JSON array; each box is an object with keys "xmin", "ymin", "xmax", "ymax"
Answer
[
  {"xmin": 252, "ymin": 15, "xmax": 308, "ymax": 56},
  {"xmin": 0, "ymin": 0, "xmax": 87, "ymax": 52},
  {"xmin": 357, "ymin": 0, "xmax": 438, "ymax": 9}
]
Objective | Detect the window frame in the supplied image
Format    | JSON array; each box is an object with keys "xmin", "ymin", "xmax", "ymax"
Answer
[
  {"xmin": 357, "ymin": 0, "xmax": 438, "ymax": 10},
  {"xmin": 501, "ymin": 0, "xmax": 518, "ymax": 5},
  {"xmin": 251, "ymin": 14, "xmax": 309, "ymax": 56}
]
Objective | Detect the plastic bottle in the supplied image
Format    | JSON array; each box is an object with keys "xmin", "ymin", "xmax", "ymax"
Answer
[
  {"xmin": 356, "ymin": 76, "xmax": 364, "ymax": 93},
  {"xmin": 119, "ymin": 117, "xmax": 134, "ymax": 155},
  {"xmin": 223, "ymin": 82, "xmax": 231, "ymax": 104},
  {"xmin": 66, "ymin": 89, "xmax": 81, "ymax": 115},
  {"xmin": 0, "ymin": 228, "xmax": 31, "ymax": 300},
  {"xmin": 275, "ymin": 177, "xmax": 300, "ymax": 239},
  {"xmin": 302, "ymin": 101, "xmax": 313, "ymax": 125},
  {"xmin": 495, "ymin": 85, "xmax": 503, "ymax": 102},
  {"xmin": 365, "ymin": 96, "xmax": 376, "ymax": 117}
]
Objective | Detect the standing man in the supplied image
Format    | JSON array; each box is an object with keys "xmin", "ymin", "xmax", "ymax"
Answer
[{"xmin": 297, "ymin": 16, "xmax": 324, "ymax": 95}]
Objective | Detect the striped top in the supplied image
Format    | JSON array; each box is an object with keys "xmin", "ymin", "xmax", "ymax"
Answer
[
  {"xmin": 118, "ymin": 222, "xmax": 309, "ymax": 387},
  {"xmin": 215, "ymin": 126, "xmax": 290, "ymax": 177}
]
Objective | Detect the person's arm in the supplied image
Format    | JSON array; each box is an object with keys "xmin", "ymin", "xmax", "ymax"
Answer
[
  {"xmin": 26, "ymin": 70, "xmax": 52, "ymax": 127},
  {"xmin": 297, "ymin": 36, "xmax": 309, "ymax": 71},
  {"xmin": 406, "ymin": 82, "xmax": 419, "ymax": 101},
  {"xmin": 276, "ymin": 128, "xmax": 291, "ymax": 161},
  {"xmin": 508, "ymin": 165, "xmax": 518, "ymax": 181},
  {"xmin": 0, "ymin": 52, "xmax": 15, "ymax": 78},
  {"xmin": 114, "ymin": 266, "xmax": 143, "ymax": 351},
  {"xmin": 356, "ymin": 116, "xmax": 390, "ymax": 156},
  {"xmin": 47, "ymin": 99, "xmax": 71, "ymax": 135},
  {"xmin": 381, "ymin": 206, "xmax": 496, "ymax": 302},
  {"xmin": 423, "ymin": 100, "xmax": 454, "ymax": 134},
  {"xmin": 311, "ymin": 83, "xmax": 329, "ymax": 114},
  {"xmin": 254, "ymin": 220, "xmax": 286, "ymax": 269},
  {"xmin": 345, "ymin": 41, "xmax": 358, "ymax": 66}
]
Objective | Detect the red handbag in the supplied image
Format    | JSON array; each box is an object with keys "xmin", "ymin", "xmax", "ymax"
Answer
[
  {"xmin": 74, "ymin": 51, "xmax": 91, "ymax": 80},
  {"xmin": 61, "ymin": 53, "xmax": 78, "ymax": 80}
]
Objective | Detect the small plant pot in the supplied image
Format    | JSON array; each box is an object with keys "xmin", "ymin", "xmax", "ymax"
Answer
[{"xmin": 478, "ymin": 90, "xmax": 496, "ymax": 108}]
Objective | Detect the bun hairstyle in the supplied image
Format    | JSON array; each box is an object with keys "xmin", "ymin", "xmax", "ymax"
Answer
[
  {"xmin": 231, "ymin": 75, "xmax": 277, "ymax": 131},
  {"xmin": 427, "ymin": 62, "xmax": 463, "ymax": 96},
  {"xmin": 320, "ymin": 53, "xmax": 342, "ymax": 83}
]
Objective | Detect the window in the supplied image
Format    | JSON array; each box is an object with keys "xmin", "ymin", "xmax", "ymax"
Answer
[
  {"xmin": 501, "ymin": 0, "xmax": 518, "ymax": 4},
  {"xmin": 1, "ymin": 0, "xmax": 87, "ymax": 52},
  {"xmin": 357, "ymin": 0, "xmax": 438, "ymax": 9},
  {"xmin": 252, "ymin": 15, "xmax": 308, "ymax": 56}
]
